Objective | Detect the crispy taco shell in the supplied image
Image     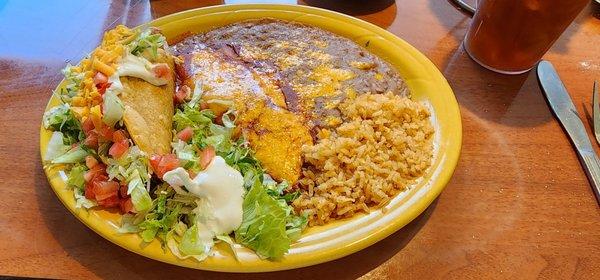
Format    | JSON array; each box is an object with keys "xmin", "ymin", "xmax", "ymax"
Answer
[{"xmin": 119, "ymin": 51, "xmax": 174, "ymax": 155}]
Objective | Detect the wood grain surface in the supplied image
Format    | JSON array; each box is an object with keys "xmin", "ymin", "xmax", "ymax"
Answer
[{"xmin": 0, "ymin": 0, "xmax": 599, "ymax": 279}]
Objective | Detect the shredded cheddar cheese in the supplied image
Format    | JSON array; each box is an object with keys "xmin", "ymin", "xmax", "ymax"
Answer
[{"xmin": 66, "ymin": 25, "xmax": 135, "ymax": 120}]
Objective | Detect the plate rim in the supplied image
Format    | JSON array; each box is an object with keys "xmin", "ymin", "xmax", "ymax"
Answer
[{"xmin": 39, "ymin": 3, "xmax": 462, "ymax": 272}]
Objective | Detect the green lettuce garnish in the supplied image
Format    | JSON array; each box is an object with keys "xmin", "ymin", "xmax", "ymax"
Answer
[
  {"xmin": 102, "ymin": 90, "xmax": 124, "ymax": 127},
  {"xmin": 52, "ymin": 145, "xmax": 88, "ymax": 164},
  {"xmin": 44, "ymin": 131, "xmax": 70, "ymax": 162},
  {"xmin": 178, "ymin": 224, "xmax": 212, "ymax": 258},
  {"xmin": 74, "ymin": 188, "xmax": 96, "ymax": 209},
  {"xmin": 116, "ymin": 98, "xmax": 306, "ymax": 260},
  {"xmin": 173, "ymin": 105, "xmax": 215, "ymax": 132},
  {"xmin": 128, "ymin": 29, "xmax": 166, "ymax": 61},
  {"xmin": 235, "ymin": 183, "xmax": 290, "ymax": 259},
  {"xmin": 188, "ymin": 80, "xmax": 203, "ymax": 109},
  {"xmin": 106, "ymin": 146, "xmax": 152, "ymax": 211},
  {"xmin": 127, "ymin": 184, "xmax": 189, "ymax": 243},
  {"xmin": 67, "ymin": 163, "xmax": 87, "ymax": 190},
  {"xmin": 56, "ymin": 64, "xmax": 85, "ymax": 102},
  {"xmin": 43, "ymin": 104, "xmax": 84, "ymax": 145}
]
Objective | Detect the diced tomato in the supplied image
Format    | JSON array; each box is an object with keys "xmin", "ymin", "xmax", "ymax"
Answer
[
  {"xmin": 85, "ymin": 155, "xmax": 98, "ymax": 169},
  {"xmin": 119, "ymin": 198, "xmax": 134, "ymax": 213},
  {"xmin": 159, "ymin": 154, "xmax": 180, "ymax": 173},
  {"xmin": 119, "ymin": 183, "xmax": 129, "ymax": 198},
  {"xmin": 84, "ymin": 164, "xmax": 107, "ymax": 183},
  {"xmin": 84, "ymin": 184, "xmax": 95, "ymax": 199},
  {"xmin": 177, "ymin": 127, "xmax": 193, "ymax": 142},
  {"xmin": 200, "ymin": 102, "xmax": 209, "ymax": 110},
  {"xmin": 82, "ymin": 118, "xmax": 95, "ymax": 135},
  {"xmin": 93, "ymin": 180, "xmax": 120, "ymax": 201},
  {"xmin": 83, "ymin": 132, "xmax": 99, "ymax": 149},
  {"xmin": 96, "ymin": 82, "xmax": 112, "ymax": 95},
  {"xmin": 109, "ymin": 140, "xmax": 129, "ymax": 158},
  {"xmin": 215, "ymin": 114, "xmax": 224, "ymax": 125},
  {"xmin": 96, "ymin": 124, "xmax": 114, "ymax": 141},
  {"xmin": 153, "ymin": 63, "xmax": 171, "ymax": 79},
  {"xmin": 174, "ymin": 85, "xmax": 190, "ymax": 104},
  {"xmin": 93, "ymin": 72, "xmax": 108, "ymax": 85},
  {"xmin": 174, "ymin": 62, "xmax": 188, "ymax": 81},
  {"xmin": 199, "ymin": 146, "xmax": 215, "ymax": 170},
  {"xmin": 149, "ymin": 155, "xmax": 162, "ymax": 176},
  {"xmin": 97, "ymin": 195, "xmax": 120, "ymax": 208},
  {"xmin": 82, "ymin": 164, "xmax": 125, "ymax": 209},
  {"xmin": 83, "ymin": 164, "xmax": 108, "ymax": 199},
  {"xmin": 112, "ymin": 129, "xmax": 128, "ymax": 143},
  {"xmin": 94, "ymin": 72, "xmax": 111, "ymax": 95},
  {"xmin": 150, "ymin": 154, "xmax": 180, "ymax": 179}
]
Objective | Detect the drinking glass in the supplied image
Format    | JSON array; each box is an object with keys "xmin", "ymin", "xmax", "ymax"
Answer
[{"xmin": 451, "ymin": 0, "xmax": 589, "ymax": 74}]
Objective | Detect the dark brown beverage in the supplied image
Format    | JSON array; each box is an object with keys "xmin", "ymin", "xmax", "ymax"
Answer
[{"xmin": 464, "ymin": 0, "xmax": 588, "ymax": 74}]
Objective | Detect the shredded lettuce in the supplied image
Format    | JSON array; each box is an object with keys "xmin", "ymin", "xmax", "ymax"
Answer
[
  {"xmin": 166, "ymin": 222, "xmax": 210, "ymax": 261},
  {"xmin": 188, "ymin": 80, "xmax": 203, "ymax": 108},
  {"xmin": 112, "ymin": 100, "xmax": 307, "ymax": 260},
  {"xmin": 172, "ymin": 140, "xmax": 199, "ymax": 171},
  {"xmin": 138, "ymin": 202, "xmax": 181, "ymax": 242},
  {"xmin": 128, "ymin": 29, "xmax": 166, "ymax": 61},
  {"xmin": 178, "ymin": 224, "xmax": 213, "ymax": 259},
  {"xmin": 43, "ymin": 104, "xmax": 84, "ymax": 145},
  {"xmin": 131, "ymin": 187, "xmax": 152, "ymax": 212},
  {"xmin": 265, "ymin": 178, "xmax": 301, "ymax": 204},
  {"xmin": 56, "ymin": 64, "xmax": 84, "ymax": 102},
  {"xmin": 235, "ymin": 183, "xmax": 290, "ymax": 259},
  {"xmin": 74, "ymin": 188, "xmax": 96, "ymax": 209},
  {"xmin": 124, "ymin": 185, "xmax": 188, "ymax": 244},
  {"xmin": 221, "ymin": 110, "xmax": 236, "ymax": 128},
  {"xmin": 262, "ymin": 176, "xmax": 307, "ymax": 241},
  {"xmin": 44, "ymin": 131, "xmax": 70, "ymax": 162},
  {"xmin": 215, "ymin": 235, "xmax": 238, "ymax": 260},
  {"xmin": 67, "ymin": 163, "xmax": 87, "ymax": 190},
  {"xmin": 106, "ymin": 146, "xmax": 152, "ymax": 212},
  {"xmin": 118, "ymin": 214, "xmax": 141, "ymax": 234},
  {"xmin": 102, "ymin": 90, "xmax": 124, "ymax": 127},
  {"xmin": 173, "ymin": 105, "xmax": 214, "ymax": 132},
  {"xmin": 52, "ymin": 145, "xmax": 88, "ymax": 164}
]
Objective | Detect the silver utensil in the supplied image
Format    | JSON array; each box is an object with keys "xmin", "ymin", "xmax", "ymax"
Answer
[
  {"xmin": 537, "ymin": 60, "xmax": 600, "ymax": 204},
  {"xmin": 593, "ymin": 81, "xmax": 599, "ymax": 144}
]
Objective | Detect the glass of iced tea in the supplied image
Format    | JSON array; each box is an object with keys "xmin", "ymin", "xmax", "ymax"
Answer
[{"xmin": 451, "ymin": 0, "xmax": 589, "ymax": 74}]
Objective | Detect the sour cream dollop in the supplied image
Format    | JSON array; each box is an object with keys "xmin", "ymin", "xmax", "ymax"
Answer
[{"xmin": 162, "ymin": 156, "xmax": 244, "ymax": 235}]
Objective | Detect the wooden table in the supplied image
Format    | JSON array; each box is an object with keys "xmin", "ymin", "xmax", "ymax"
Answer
[{"xmin": 1, "ymin": 0, "xmax": 599, "ymax": 279}]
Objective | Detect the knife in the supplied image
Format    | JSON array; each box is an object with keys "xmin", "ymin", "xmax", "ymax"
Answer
[{"xmin": 537, "ymin": 60, "xmax": 600, "ymax": 205}]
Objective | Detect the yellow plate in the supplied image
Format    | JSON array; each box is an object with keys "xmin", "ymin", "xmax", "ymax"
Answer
[{"xmin": 40, "ymin": 4, "xmax": 462, "ymax": 272}]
